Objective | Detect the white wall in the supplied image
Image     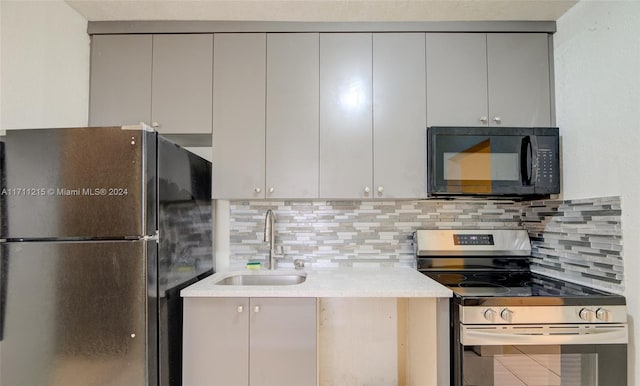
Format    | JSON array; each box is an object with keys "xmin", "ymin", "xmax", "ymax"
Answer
[
  {"xmin": 554, "ymin": 0, "xmax": 640, "ymax": 383},
  {"xmin": 0, "ymin": 0, "xmax": 88, "ymax": 382},
  {"xmin": 0, "ymin": 0, "xmax": 89, "ymax": 129}
]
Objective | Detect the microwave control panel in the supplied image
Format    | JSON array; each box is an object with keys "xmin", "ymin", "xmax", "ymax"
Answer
[{"xmin": 535, "ymin": 136, "xmax": 559, "ymax": 191}]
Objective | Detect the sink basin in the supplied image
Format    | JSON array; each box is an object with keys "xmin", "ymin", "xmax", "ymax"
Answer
[{"xmin": 214, "ymin": 273, "xmax": 306, "ymax": 286}]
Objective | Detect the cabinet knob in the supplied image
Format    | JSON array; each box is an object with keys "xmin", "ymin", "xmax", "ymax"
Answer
[
  {"xmin": 480, "ymin": 116, "xmax": 488, "ymax": 124},
  {"xmin": 364, "ymin": 186, "xmax": 371, "ymax": 194},
  {"xmin": 493, "ymin": 116, "xmax": 502, "ymax": 124},
  {"xmin": 254, "ymin": 187, "xmax": 262, "ymax": 194},
  {"xmin": 268, "ymin": 187, "xmax": 274, "ymax": 193},
  {"xmin": 237, "ymin": 306, "xmax": 244, "ymax": 313},
  {"xmin": 377, "ymin": 186, "xmax": 384, "ymax": 194},
  {"xmin": 253, "ymin": 306, "xmax": 260, "ymax": 313}
]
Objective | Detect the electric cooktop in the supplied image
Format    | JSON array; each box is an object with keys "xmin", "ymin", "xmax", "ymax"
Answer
[{"xmin": 423, "ymin": 270, "xmax": 626, "ymax": 306}]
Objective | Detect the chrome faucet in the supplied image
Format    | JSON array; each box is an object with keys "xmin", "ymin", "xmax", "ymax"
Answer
[{"xmin": 264, "ymin": 209, "xmax": 278, "ymax": 270}]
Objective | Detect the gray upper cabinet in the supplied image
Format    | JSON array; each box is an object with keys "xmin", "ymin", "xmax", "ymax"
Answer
[
  {"xmin": 487, "ymin": 33, "xmax": 551, "ymax": 127},
  {"xmin": 426, "ymin": 32, "xmax": 552, "ymax": 127},
  {"xmin": 90, "ymin": 35, "xmax": 152, "ymax": 127},
  {"xmin": 320, "ymin": 33, "xmax": 427, "ymax": 199},
  {"xmin": 151, "ymin": 34, "xmax": 213, "ymax": 134},
  {"xmin": 266, "ymin": 33, "xmax": 319, "ymax": 199},
  {"xmin": 91, "ymin": 29, "xmax": 554, "ymax": 200},
  {"xmin": 214, "ymin": 33, "xmax": 320, "ymax": 200},
  {"xmin": 426, "ymin": 33, "xmax": 488, "ymax": 127},
  {"xmin": 212, "ymin": 33, "xmax": 266, "ymax": 199},
  {"xmin": 373, "ymin": 33, "xmax": 427, "ymax": 199},
  {"xmin": 90, "ymin": 34, "xmax": 213, "ymax": 134},
  {"xmin": 320, "ymin": 33, "xmax": 373, "ymax": 199}
]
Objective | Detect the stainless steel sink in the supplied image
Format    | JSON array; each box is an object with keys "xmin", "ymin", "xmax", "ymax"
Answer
[{"xmin": 214, "ymin": 273, "xmax": 306, "ymax": 286}]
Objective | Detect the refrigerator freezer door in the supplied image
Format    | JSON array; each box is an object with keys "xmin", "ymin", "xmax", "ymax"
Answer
[
  {"xmin": 156, "ymin": 136, "xmax": 213, "ymax": 386},
  {"xmin": 157, "ymin": 135, "xmax": 213, "ymax": 291},
  {"xmin": 0, "ymin": 127, "xmax": 157, "ymax": 239},
  {"xmin": 0, "ymin": 240, "xmax": 155, "ymax": 386}
]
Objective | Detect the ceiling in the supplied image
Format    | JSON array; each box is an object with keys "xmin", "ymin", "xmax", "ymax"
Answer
[{"xmin": 65, "ymin": 0, "xmax": 579, "ymax": 22}]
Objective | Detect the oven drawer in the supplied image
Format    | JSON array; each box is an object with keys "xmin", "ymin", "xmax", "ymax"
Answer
[{"xmin": 461, "ymin": 323, "xmax": 628, "ymax": 346}]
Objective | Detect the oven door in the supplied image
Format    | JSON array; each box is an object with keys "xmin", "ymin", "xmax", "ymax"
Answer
[{"xmin": 454, "ymin": 324, "xmax": 628, "ymax": 386}]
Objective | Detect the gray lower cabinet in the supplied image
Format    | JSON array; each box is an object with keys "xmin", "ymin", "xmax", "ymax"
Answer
[
  {"xmin": 183, "ymin": 297, "xmax": 317, "ymax": 386},
  {"xmin": 90, "ymin": 34, "xmax": 213, "ymax": 135},
  {"xmin": 426, "ymin": 32, "xmax": 552, "ymax": 127}
]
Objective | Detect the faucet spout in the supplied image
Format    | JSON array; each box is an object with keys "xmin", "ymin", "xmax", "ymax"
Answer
[{"xmin": 264, "ymin": 209, "xmax": 277, "ymax": 270}]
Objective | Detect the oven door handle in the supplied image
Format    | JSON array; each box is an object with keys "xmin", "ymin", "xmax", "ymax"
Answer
[{"xmin": 461, "ymin": 324, "xmax": 628, "ymax": 346}]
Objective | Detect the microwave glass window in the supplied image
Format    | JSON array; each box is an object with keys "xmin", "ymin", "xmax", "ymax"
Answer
[{"xmin": 444, "ymin": 152, "xmax": 519, "ymax": 181}]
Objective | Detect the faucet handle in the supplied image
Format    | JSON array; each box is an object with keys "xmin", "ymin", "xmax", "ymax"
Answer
[
  {"xmin": 277, "ymin": 245, "xmax": 286, "ymax": 257},
  {"xmin": 294, "ymin": 259, "xmax": 305, "ymax": 270}
]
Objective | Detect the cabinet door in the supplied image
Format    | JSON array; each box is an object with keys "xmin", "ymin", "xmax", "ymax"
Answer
[
  {"xmin": 320, "ymin": 33, "xmax": 373, "ymax": 198},
  {"xmin": 487, "ymin": 33, "xmax": 551, "ymax": 127},
  {"xmin": 183, "ymin": 298, "xmax": 250, "ymax": 386},
  {"xmin": 373, "ymin": 33, "xmax": 427, "ymax": 198},
  {"xmin": 426, "ymin": 33, "xmax": 488, "ymax": 127},
  {"xmin": 152, "ymin": 34, "xmax": 213, "ymax": 134},
  {"xmin": 266, "ymin": 33, "xmax": 319, "ymax": 199},
  {"xmin": 89, "ymin": 35, "xmax": 152, "ymax": 126},
  {"xmin": 250, "ymin": 298, "xmax": 317, "ymax": 386},
  {"xmin": 212, "ymin": 33, "xmax": 266, "ymax": 199}
]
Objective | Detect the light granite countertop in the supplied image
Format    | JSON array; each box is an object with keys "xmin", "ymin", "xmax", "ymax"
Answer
[{"xmin": 180, "ymin": 266, "xmax": 452, "ymax": 298}]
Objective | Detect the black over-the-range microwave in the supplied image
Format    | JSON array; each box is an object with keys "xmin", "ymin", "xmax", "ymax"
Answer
[{"xmin": 427, "ymin": 126, "xmax": 560, "ymax": 197}]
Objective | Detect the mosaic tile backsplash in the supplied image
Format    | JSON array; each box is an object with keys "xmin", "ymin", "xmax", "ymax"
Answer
[
  {"xmin": 521, "ymin": 196, "xmax": 624, "ymax": 293},
  {"xmin": 229, "ymin": 200, "xmax": 522, "ymax": 269},
  {"xmin": 228, "ymin": 196, "xmax": 625, "ymax": 293}
]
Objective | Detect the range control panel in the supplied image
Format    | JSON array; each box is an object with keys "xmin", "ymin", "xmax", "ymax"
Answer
[
  {"xmin": 461, "ymin": 305, "xmax": 629, "ymax": 325},
  {"xmin": 453, "ymin": 234, "xmax": 494, "ymax": 246},
  {"xmin": 415, "ymin": 229, "xmax": 531, "ymax": 257}
]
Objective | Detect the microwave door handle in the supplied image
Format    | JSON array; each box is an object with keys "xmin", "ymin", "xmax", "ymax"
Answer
[
  {"xmin": 520, "ymin": 136, "xmax": 532, "ymax": 185},
  {"xmin": 530, "ymin": 135, "xmax": 539, "ymax": 185}
]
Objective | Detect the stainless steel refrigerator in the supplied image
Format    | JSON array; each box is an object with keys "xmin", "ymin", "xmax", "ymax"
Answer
[{"xmin": 0, "ymin": 125, "xmax": 214, "ymax": 386}]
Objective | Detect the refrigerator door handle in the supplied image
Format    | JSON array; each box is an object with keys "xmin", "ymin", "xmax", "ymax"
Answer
[{"xmin": 0, "ymin": 244, "xmax": 7, "ymax": 341}]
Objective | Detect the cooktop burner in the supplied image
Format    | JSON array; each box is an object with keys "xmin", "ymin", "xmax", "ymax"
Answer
[
  {"xmin": 456, "ymin": 281, "xmax": 510, "ymax": 295},
  {"xmin": 429, "ymin": 271, "xmax": 528, "ymax": 286}
]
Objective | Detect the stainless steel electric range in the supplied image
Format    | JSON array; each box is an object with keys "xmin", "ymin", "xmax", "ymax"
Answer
[{"xmin": 415, "ymin": 229, "xmax": 628, "ymax": 386}]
